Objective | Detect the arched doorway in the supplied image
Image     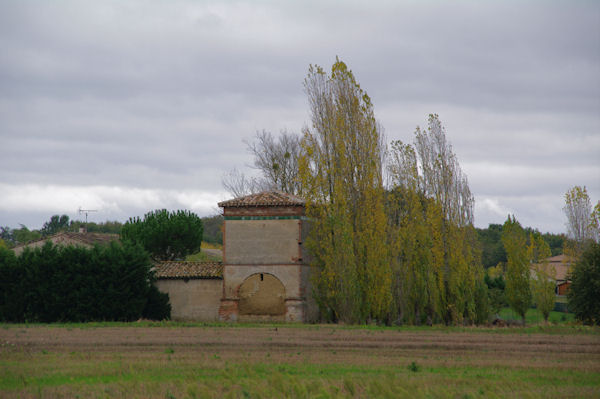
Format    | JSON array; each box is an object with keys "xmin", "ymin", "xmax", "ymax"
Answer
[{"xmin": 238, "ymin": 273, "xmax": 286, "ymax": 315}]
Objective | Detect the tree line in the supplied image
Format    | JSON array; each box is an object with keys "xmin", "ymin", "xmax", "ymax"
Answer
[
  {"xmin": 0, "ymin": 214, "xmax": 224, "ymax": 248},
  {"xmin": 477, "ymin": 224, "xmax": 565, "ymax": 269},
  {"xmin": 0, "ymin": 217, "xmax": 123, "ymax": 248},
  {"xmin": 224, "ymin": 59, "xmax": 485, "ymax": 324},
  {"xmin": 224, "ymin": 58, "xmax": 600, "ymax": 325}
]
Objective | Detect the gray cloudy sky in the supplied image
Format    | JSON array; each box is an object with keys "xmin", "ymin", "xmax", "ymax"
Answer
[{"xmin": 1, "ymin": 0, "xmax": 599, "ymax": 233}]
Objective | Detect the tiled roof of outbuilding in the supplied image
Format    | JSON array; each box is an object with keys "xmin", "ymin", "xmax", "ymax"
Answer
[
  {"xmin": 154, "ymin": 261, "xmax": 223, "ymax": 279},
  {"xmin": 11, "ymin": 232, "xmax": 119, "ymax": 253},
  {"xmin": 218, "ymin": 190, "xmax": 305, "ymax": 208},
  {"xmin": 60, "ymin": 232, "xmax": 119, "ymax": 245}
]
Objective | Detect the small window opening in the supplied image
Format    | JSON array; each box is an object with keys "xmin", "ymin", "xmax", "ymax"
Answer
[{"xmin": 260, "ymin": 273, "xmax": 264, "ymax": 281}]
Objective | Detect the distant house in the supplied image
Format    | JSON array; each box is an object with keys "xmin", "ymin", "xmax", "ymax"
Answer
[
  {"xmin": 531, "ymin": 254, "xmax": 572, "ymax": 296},
  {"xmin": 12, "ymin": 231, "xmax": 119, "ymax": 256}
]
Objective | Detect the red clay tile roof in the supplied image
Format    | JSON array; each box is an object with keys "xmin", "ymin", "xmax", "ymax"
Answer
[
  {"xmin": 154, "ymin": 261, "xmax": 223, "ymax": 279},
  {"xmin": 218, "ymin": 190, "xmax": 305, "ymax": 208}
]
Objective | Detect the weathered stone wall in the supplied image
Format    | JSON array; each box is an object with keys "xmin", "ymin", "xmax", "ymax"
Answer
[
  {"xmin": 221, "ymin": 264, "xmax": 306, "ymax": 322},
  {"xmin": 238, "ymin": 273, "xmax": 286, "ymax": 315},
  {"xmin": 219, "ymin": 199, "xmax": 313, "ymax": 323},
  {"xmin": 156, "ymin": 279, "xmax": 222, "ymax": 321},
  {"xmin": 225, "ymin": 219, "xmax": 302, "ymax": 265},
  {"xmin": 223, "ymin": 265, "xmax": 302, "ymax": 299}
]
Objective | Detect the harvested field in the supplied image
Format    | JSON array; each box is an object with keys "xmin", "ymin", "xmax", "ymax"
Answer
[{"xmin": 1, "ymin": 324, "xmax": 599, "ymax": 398}]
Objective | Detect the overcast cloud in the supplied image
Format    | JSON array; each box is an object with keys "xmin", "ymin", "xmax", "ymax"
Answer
[{"xmin": 1, "ymin": 0, "xmax": 599, "ymax": 233}]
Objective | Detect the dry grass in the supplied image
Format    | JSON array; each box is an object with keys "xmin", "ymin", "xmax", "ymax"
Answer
[
  {"xmin": 1, "ymin": 324, "xmax": 599, "ymax": 398},
  {"xmin": 201, "ymin": 242, "xmax": 222, "ymax": 250}
]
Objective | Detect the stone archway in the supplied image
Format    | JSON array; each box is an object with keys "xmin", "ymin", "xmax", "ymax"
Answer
[{"xmin": 238, "ymin": 273, "xmax": 286, "ymax": 315}]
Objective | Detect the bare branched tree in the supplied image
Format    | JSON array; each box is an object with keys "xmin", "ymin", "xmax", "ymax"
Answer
[
  {"xmin": 245, "ymin": 129, "xmax": 302, "ymax": 195},
  {"xmin": 221, "ymin": 130, "xmax": 302, "ymax": 198},
  {"xmin": 221, "ymin": 168, "xmax": 272, "ymax": 198}
]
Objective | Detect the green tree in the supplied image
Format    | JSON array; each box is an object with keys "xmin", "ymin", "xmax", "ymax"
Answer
[
  {"xmin": 476, "ymin": 224, "xmax": 507, "ymax": 268},
  {"xmin": 540, "ymin": 231, "xmax": 565, "ymax": 256},
  {"xmin": 484, "ymin": 266, "xmax": 506, "ymax": 315},
  {"xmin": 528, "ymin": 232, "xmax": 555, "ymax": 323},
  {"xmin": 41, "ymin": 214, "xmax": 70, "ymax": 236},
  {"xmin": 386, "ymin": 115, "xmax": 483, "ymax": 325},
  {"xmin": 501, "ymin": 215, "xmax": 531, "ymax": 325},
  {"xmin": 69, "ymin": 220, "xmax": 123, "ymax": 234},
  {"xmin": 590, "ymin": 201, "xmax": 600, "ymax": 244},
  {"xmin": 201, "ymin": 215, "xmax": 224, "ymax": 245},
  {"xmin": 386, "ymin": 141, "xmax": 445, "ymax": 325},
  {"xmin": 414, "ymin": 115, "xmax": 480, "ymax": 325},
  {"xmin": 0, "ymin": 245, "xmax": 23, "ymax": 321},
  {"xmin": 121, "ymin": 209, "xmax": 203, "ymax": 261},
  {"xmin": 12, "ymin": 225, "xmax": 42, "ymax": 245},
  {"xmin": 299, "ymin": 58, "xmax": 390, "ymax": 323},
  {"xmin": 0, "ymin": 227, "xmax": 13, "ymax": 247},
  {"xmin": 567, "ymin": 241, "xmax": 600, "ymax": 325},
  {"xmin": 477, "ymin": 224, "xmax": 564, "ymax": 267}
]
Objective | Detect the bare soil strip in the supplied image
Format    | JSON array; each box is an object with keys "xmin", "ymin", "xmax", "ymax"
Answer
[{"xmin": 2, "ymin": 326, "xmax": 599, "ymax": 367}]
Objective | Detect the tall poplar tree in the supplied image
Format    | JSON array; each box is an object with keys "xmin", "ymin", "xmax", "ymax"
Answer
[
  {"xmin": 502, "ymin": 215, "xmax": 531, "ymax": 325},
  {"xmin": 528, "ymin": 232, "xmax": 555, "ymax": 323},
  {"xmin": 299, "ymin": 58, "xmax": 390, "ymax": 323},
  {"xmin": 386, "ymin": 115, "xmax": 483, "ymax": 325},
  {"xmin": 387, "ymin": 141, "xmax": 445, "ymax": 324}
]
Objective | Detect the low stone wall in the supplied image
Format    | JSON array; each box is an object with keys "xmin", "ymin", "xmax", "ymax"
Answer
[{"xmin": 156, "ymin": 279, "xmax": 222, "ymax": 321}]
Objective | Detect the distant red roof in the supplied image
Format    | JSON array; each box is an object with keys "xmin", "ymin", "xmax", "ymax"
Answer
[
  {"xmin": 218, "ymin": 190, "xmax": 305, "ymax": 208},
  {"xmin": 154, "ymin": 261, "xmax": 223, "ymax": 279}
]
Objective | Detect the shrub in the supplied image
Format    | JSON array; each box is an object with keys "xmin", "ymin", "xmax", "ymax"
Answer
[
  {"xmin": 408, "ymin": 361, "xmax": 421, "ymax": 372},
  {"xmin": 0, "ymin": 241, "xmax": 170, "ymax": 322},
  {"xmin": 0, "ymin": 247, "xmax": 25, "ymax": 321},
  {"xmin": 568, "ymin": 242, "xmax": 600, "ymax": 325},
  {"xmin": 143, "ymin": 284, "xmax": 171, "ymax": 321}
]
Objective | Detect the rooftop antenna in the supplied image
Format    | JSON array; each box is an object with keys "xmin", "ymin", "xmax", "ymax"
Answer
[{"xmin": 78, "ymin": 207, "xmax": 97, "ymax": 226}]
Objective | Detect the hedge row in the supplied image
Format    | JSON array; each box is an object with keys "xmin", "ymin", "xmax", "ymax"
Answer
[{"xmin": 0, "ymin": 241, "xmax": 170, "ymax": 322}]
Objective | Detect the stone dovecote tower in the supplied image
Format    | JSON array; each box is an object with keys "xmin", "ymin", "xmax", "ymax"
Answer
[{"xmin": 218, "ymin": 191, "xmax": 316, "ymax": 322}]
